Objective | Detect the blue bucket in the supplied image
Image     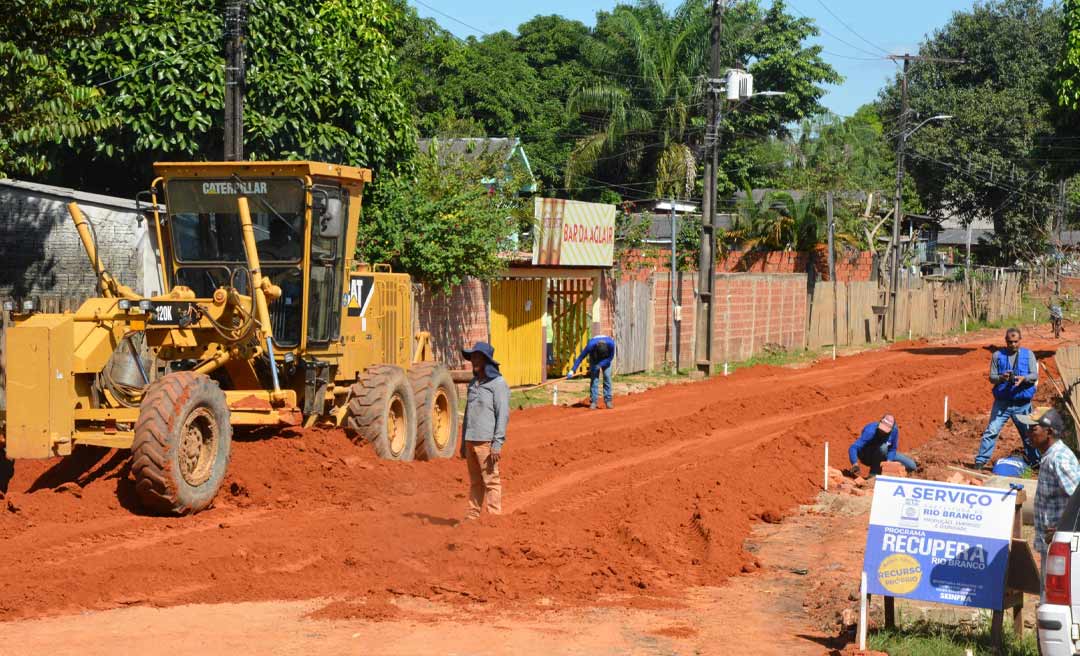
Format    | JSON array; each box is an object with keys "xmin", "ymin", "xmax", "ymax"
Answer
[{"xmin": 991, "ymin": 456, "xmax": 1027, "ymax": 477}]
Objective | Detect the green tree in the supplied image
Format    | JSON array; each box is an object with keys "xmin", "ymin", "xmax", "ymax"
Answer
[
  {"xmin": 0, "ymin": 1, "xmax": 112, "ymax": 177},
  {"xmin": 359, "ymin": 141, "xmax": 530, "ymax": 291},
  {"xmin": 47, "ymin": 0, "xmax": 416, "ymax": 196},
  {"xmin": 885, "ymin": 0, "xmax": 1063, "ymax": 263},
  {"xmin": 565, "ymin": 0, "xmax": 707, "ymax": 200}
]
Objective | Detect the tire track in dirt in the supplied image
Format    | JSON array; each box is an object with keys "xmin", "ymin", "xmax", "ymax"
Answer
[{"xmin": 509, "ymin": 359, "xmax": 984, "ymax": 513}]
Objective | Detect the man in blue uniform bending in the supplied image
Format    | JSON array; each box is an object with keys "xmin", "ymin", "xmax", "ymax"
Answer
[
  {"xmin": 848, "ymin": 414, "xmax": 918, "ymax": 477},
  {"xmin": 568, "ymin": 333, "xmax": 616, "ymax": 410}
]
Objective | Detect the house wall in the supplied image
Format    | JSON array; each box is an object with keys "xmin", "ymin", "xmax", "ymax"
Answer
[
  {"xmin": 415, "ymin": 279, "xmax": 490, "ymax": 369},
  {"xmin": 0, "ymin": 184, "xmax": 158, "ymax": 300}
]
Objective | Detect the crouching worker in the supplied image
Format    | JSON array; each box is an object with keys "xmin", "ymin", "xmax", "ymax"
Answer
[
  {"xmin": 460, "ymin": 342, "xmax": 510, "ymax": 520},
  {"xmin": 848, "ymin": 414, "xmax": 918, "ymax": 477}
]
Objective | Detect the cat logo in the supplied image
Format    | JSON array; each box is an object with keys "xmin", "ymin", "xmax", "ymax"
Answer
[{"xmin": 345, "ymin": 275, "xmax": 375, "ymax": 318}]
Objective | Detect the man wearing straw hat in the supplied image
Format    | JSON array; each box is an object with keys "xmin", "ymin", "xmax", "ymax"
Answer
[{"xmin": 847, "ymin": 414, "xmax": 918, "ymax": 477}]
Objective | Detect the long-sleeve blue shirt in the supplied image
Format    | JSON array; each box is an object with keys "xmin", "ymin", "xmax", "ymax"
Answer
[
  {"xmin": 571, "ymin": 335, "xmax": 615, "ymax": 374},
  {"xmin": 848, "ymin": 422, "xmax": 898, "ymax": 464}
]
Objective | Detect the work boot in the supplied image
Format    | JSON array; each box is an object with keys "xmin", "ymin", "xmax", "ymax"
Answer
[
  {"xmin": 604, "ymin": 401, "xmax": 614, "ymax": 409},
  {"xmin": 589, "ymin": 403, "xmax": 597, "ymax": 410}
]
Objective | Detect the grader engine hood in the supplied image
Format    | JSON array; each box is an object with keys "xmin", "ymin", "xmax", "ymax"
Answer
[{"xmin": 5, "ymin": 314, "xmax": 76, "ymax": 458}]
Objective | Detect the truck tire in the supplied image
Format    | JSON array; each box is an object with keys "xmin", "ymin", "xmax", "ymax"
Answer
[
  {"xmin": 131, "ymin": 371, "xmax": 232, "ymax": 515},
  {"xmin": 346, "ymin": 365, "xmax": 417, "ymax": 461},
  {"xmin": 408, "ymin": 362, "xmax": 459, "ymax": 460}
]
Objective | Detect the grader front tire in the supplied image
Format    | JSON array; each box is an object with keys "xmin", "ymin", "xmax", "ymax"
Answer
[
  {"xmin": 408, "ymin": 363, "xmax": 459, "ymax": 460},
  {"xmin": 131, "ymin": 372, "xmax": 232, "ymax": 515},
  {"xmin": 346, "ymin": 365, "xmax": 418, "ymax": 461}
]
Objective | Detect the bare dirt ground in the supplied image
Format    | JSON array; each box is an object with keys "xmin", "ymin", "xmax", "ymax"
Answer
[{"xmin": 0, "ymin": 329, "xmax": 1061, "ymax": 654}]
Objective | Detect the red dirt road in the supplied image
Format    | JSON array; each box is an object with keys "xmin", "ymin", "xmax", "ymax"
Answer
[{"xmin": 0, "ymin": 335, "xmax": 1042, "ymax": 627}]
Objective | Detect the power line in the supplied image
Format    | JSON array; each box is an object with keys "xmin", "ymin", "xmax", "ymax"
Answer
[
  {"xmin": 812, "ymin": 0, "xmax": 891, "ymax": 56},
  {"xmin": 411, "ymin": 0, "xmax": 488, "ymax": 37},
  {"xmin": 92, "ymin": 38, "xmax": 219, "ymax": 88},
  {"xmin": 787, "ymin": 3, "xmax": 884, "ymax": 59}
]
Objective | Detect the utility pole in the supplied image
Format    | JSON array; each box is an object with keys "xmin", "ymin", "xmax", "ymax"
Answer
[
  {"xmin": 1057, "ymin": 178, "xmax": 1066, "ymax": 296},
  {"xmin": 224, "ymin": 0, "xmax": 247, "ymax": 161},
  {"xmin": 694, "ymin": 0, "xmax": 725, "ymax": 376},
  {"xmin": 888, "ymin": 55, "xmax": 910, "ymax": 342},
  {"xmin": 827, "ymin": 192, "xmax": 837, "ymax": 360},
  {"xmin": 670, "ymin": 199, "xmax": 680, "ymax": 371},
  {"xmin": 887, "ymin": 53, "xmax": 962, "ymax": 340}
]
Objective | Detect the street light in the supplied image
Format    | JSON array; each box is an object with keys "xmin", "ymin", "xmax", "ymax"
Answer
[{"xmin": 889, "ymin": 113, "xmax": 952, "ymax": 339}]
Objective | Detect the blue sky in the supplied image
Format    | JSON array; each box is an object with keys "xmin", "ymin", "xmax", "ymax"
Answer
[{"xmin": 410, "ymin": 0, "xmax": 975, "ymax": 117}]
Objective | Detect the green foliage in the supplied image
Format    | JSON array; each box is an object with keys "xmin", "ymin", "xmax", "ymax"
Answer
[
  {"xmin": 869, "ymin": 618, "xmax": 1037, "ymax": 656},
  {"xmin": 359, "ymin": 140, "xmax": 529, "ymax": 292},
  {"xmin": 566, "ymin": 0, "xmax": 707, "ymax": 199},
  {"xmin": 560, "ymin": 0, "xmax": 839, "ymax": 202},
  {"xmin": 0, "ymin": 1, "xmax": 112, "ymax": 176},
  {"xmin": 885, "ymin": 0, "xmax": 1063, "ymax": 264},
  {"xmin": 51, "ymin": 0, "xmax": 415, "ymax": 195},
  {"xmin": 1057, "ymin": 0, "xmax": 1080, "ymax": 110}
]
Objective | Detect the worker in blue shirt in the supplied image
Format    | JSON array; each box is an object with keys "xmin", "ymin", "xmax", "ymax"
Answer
[
  {"xmin": 568, "ymin": 334, "xmax": 616, "ymax": 410},
  {"xmin": 848, "ymin": 414, "xmax": 918, "ymax": 477}
]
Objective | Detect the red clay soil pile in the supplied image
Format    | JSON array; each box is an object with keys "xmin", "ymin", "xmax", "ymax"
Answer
[{"xmin": 0, "ymin": 335, "xmax": 1046, "ymax": 621}]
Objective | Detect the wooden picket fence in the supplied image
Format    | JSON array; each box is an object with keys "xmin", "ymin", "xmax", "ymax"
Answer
[{"xmin": 807, "ymin": 271, "xmax": 1024, "ymax": 349}]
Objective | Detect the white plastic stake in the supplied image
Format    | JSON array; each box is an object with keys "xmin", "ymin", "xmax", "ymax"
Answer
[
  {"xmin": 1034, "ymin": 308, "xmax": 1038, "ymax": 322},
  {"xmin": 963, "ymin": 316, "xmax": 967, "ymax": 333},
  {"xmin": 858, "ymin": 571, "xmax": 868, "ymax": 650},
  {"xmin": 944, "ymin": 396, "xmax": 949, "ymax": 423},
  {"xmin": 824, "ymin": 442, "xmax": 830, "ymax": 491},
  {"xmin": 908, "ymin": 327, "xmax": 912, "ymax": 340},
  {"xmin": 723, "ymin": 362, "xmax": 729, "ymax": 376},
  {"xmin": 552, "ymin": 384, "xmax": 558, "ymax": 406}
]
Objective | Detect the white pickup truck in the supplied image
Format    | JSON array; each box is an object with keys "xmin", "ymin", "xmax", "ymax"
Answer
[{"xmin": 1039, "ymin": 489, "xmax": 1080, "ymax": 654}]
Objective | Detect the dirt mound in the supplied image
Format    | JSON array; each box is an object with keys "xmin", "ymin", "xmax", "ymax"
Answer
[{"xmin": 0, "ymin": 333, "xmax": 1049, "ymax": 621}]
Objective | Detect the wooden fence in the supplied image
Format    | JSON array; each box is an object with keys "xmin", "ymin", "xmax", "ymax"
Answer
[
  {"xmin": 807, "ymin": 271, "xmax": 1024, "ymax": 349},
  {"xmin": 612, "ymin": 278, "xmax": 653, "ymax": 375}
]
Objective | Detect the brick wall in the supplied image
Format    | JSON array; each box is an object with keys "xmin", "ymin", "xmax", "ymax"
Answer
[
  {"xmin": 0, "ymin": 183, "xmax": 156, "ymax": 300},
  {"xmin": 712, "ymin": 274, "xmax": 807, "ymax": 363},
  {"xmin": 415, "ymin": 279, "xmax": 489, "ymax": 367},
  {"xmin": 813, "ymin": 250, "xmax": 875, "ymax": 283},
  {"xmin": 652, "ymin": 271, "xmax": 697, "ymax": 369}
]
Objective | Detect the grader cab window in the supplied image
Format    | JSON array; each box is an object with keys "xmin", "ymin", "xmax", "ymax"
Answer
[
  {"xmin": 306, "ymin": 185, "xmax": 348, "ymax": 344},
  {"xmin": 165, "ymin": 178, "xmax": 306, "ymax": 346}
]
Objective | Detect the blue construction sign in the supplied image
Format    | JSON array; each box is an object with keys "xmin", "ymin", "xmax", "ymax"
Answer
[{"xmin": 862, "ymin": 477, "xmax": 1016, "ymax": 609}]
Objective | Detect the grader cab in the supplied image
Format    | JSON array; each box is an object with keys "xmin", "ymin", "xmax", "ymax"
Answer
[{"xmin": 2, "ymin": 161, "xmax": 458, "ymax": 514}]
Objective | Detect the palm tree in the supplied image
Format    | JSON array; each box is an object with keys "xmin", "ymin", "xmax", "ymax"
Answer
[{"xmin": 565, "ymin": 0, "xmax": 707, "ymax": 200}]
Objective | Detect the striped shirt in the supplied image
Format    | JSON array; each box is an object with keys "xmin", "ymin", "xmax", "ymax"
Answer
[{"xmin": 1035, "ymin": 440, "xmax": 1080, "ymax": 552}]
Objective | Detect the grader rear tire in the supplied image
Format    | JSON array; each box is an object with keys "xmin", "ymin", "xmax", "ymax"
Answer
[
  {"xmin": 131, "ymin": 371, "xmax": 232, "ymax": 515},
  {"xmin": 408, "ymin": 362, "xmax": 459, "ymax": 460},
  {"xmin": 345, "ymin": 365, "xmax": 417, "ymax": 461}
]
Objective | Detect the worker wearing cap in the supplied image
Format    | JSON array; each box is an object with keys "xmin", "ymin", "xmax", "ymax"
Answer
[
  {"xmin": 568, "ymin": 333, "xmax": 616, "ymax": 409},
  {"xmin": 460, "ymin": 341, "xmax": 510, "ymax": 520},
  {"xmin": 1022, "ymin": 407, "xmax": 1080, "ymax": 580},
  {"xmin": 847, "ymin": 414, "xmax": 918, "ymax": 477}
]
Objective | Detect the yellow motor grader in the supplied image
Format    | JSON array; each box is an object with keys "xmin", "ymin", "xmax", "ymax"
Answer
[{"xmin": 1, "ymin": 161, "xmax": 458, "ymax": 514}]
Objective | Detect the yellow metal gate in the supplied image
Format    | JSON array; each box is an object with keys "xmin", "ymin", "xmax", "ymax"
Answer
[
  {"xmin": 549, "ymin": 278, "xmax": 592, "ymax": 377},
  {"xmin": 490, "ymin": 278, "xmax": 544, "ymax": 387}
]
